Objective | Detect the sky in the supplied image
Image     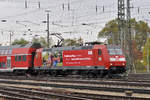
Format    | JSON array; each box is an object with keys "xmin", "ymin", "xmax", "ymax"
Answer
[{"xmin": 0, "ymin": 0, "xmax": 150, "ymax": 45}]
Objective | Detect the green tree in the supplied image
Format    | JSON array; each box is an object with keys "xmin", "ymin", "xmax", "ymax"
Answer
[
  {"xmin": 62, "ymin": 37, "xmax": 83, "ymax": 46},
  {"xmin": 98, "ymin": 19, "xmax": 118, "ymax": 44},
  {"xmin": 12, "ymin": 38, "xmax": 29, "ymax": 45},
  {"xmin": 32, "ymin": 37, "xmax": 53, "ymax": 47}
]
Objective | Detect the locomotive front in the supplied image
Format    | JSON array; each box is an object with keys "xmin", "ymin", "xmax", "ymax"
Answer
[{"xmin": 107, "ymin": 45, "xmax": 126, "ymax": 74}]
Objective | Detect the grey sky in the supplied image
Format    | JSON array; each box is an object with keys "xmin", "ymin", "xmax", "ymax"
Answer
[{"xmin": 0, "ymin": 0, "xmax": 149, "ymax": 45}]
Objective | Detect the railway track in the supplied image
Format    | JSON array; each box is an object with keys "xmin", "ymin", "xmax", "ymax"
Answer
[
  {"xmin": 0, "ymin": 83, "xmax": 149, "ymax": 100},
  {"xmin": 0, "ymin": 78, "xmax": 149, "ymax": 99},
  {"xmin": 0, "ymin": 85, "xmax": 93, "ymax": 100},
  {"xmin": 0, "ymin": 75, "xmax": 150, "ymax": 88},
  {"xmin": 0, "ymin": 74, "xmax": 150, "ymax": 83},
  {"xmin": 0, "ymin": 73, "xmax": 149, "ymax": 99}
]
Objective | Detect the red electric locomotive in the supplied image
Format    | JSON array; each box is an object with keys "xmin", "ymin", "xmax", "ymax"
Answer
[{"xmin": 34, "ymin": 44, "xmax": 126, "ymax": 77}]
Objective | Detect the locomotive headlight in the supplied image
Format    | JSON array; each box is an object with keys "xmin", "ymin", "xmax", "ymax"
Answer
[
  {"xmin": 110, "ymin": 58, "xmax": 116, "ymax": 61},
  {"xmin": 119, "ymin": 58, "xmax": 126, "ymax": 61},
  {"xmin": 110, "ymin": 63, "xmax": 113, "ymax": 65}
]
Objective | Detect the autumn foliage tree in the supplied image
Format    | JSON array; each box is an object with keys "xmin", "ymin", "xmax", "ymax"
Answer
[
  {"xmin": 98, "ymin": 18, "xmax": 150, "ymax": 50},
  {"xmin": 142, "ymin": 38, "xmax": 150, "ymax": 71}
]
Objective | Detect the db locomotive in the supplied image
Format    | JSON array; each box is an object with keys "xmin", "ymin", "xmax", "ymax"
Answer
[{"xmin": 0, "ymin": 43, "xmax": 126, "ymax": 77}]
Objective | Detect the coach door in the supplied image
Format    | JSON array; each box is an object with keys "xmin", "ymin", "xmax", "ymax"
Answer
[
  {"xmin": 7, "ymin": 57, "xmax": 11, "ymax": 69},
  {"xmin": 31, "ymin": 52, "xmax": 36, "ymax": 68}
]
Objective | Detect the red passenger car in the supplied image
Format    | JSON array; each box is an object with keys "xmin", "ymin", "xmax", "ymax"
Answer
[{"xmin": 0, "ymin": 43, "xmax": 41, "ymax": 73}]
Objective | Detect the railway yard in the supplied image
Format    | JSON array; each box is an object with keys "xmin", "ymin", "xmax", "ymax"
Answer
[
  {"xmin": 0, "ymin": 74, "xmax": 149, "ymax": 100},
  {"xmin": 0, "ymin": 0, "xmax": 150, "ymax": 100}
]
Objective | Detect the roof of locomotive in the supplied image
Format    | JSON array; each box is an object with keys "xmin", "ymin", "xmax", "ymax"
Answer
[
  {"xmin": 43, "ymin": 44, "xmax": 122, "ymax": 52},
  {"xmin": 43, "ymin": 45, "xmax": 94, "ymax": 52}
]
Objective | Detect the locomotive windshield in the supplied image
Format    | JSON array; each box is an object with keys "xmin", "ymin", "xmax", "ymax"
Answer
[{"xmin": 108, "ymin": 49, "xmax": 123, "ymax": 55}]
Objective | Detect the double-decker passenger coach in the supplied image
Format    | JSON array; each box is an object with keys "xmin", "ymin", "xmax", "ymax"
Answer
[{"xmin": 0, "ymin": 43, "xmax": 41, "ymax": 73}]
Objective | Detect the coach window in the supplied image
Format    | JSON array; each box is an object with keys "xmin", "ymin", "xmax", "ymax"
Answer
[
  {"xmin": 23, "ymin": 55, "xmax": 26, "ymax": 61},
  {"xmin": 18, "ymin": 56, "xmax": 21, "ymax": 61},
  {"xmin": 98, "ymin": 49, "xmax": 102, "ymax": 55},
  {"xmin": 0, "ymin": 63, "xmax": 3, "ymax": 68},
  {"xmin": 8, "ymin": 50, "xmax": 11, "ymax": 55},
  {"xmin": 5, "ymin": 50, "xmax": 7, "ymax": 55},
  {"xmin": 15, "ymin": 56, "xmax": 17, "ymax": 61},
  {"xmin": 4, "ymin": 50, "xmax": 6, "ymax": 54},
  {"xmin": 2, "ymin": 62, "xmax": 5, "ymax": 68},
  {"xmin": 1, "ymin": 50, "xmax": 4, "ymax": 55}
]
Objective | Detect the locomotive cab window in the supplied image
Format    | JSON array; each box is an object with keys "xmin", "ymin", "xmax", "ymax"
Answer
[
  {"xmin": 98, "ymin": 49, "xmax": 102, "ymax": 55},
  {"xmin": 108, "ymin": 49, "xmax": 123, "ymax": 55}
]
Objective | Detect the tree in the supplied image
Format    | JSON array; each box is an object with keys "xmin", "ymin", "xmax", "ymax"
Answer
[
  {"xmin": 77, "ymin": 37, "xmax": 84, "ymax": 45},
  {"xmin": 32, "ymin": 37, "xmax": 53, "ymax": 47},
  {"xmin": 98, "ymin": 19, "xmax": 118, "ymax": 44},
  {"xmin": 98, "ymin": 18, "xmax": 150, "ymax": 51},
  {"xmin": 12, "ymin": 38, "xmax": 29, "ymax": 45},
  {"xmin": 62, "ymin": 37, "xmax": 83, "ymax": 46},
  {"xmin": 133, "ymin": 21, "xmax": 150, "ymax": 51},
  {"xmin": 142, "ymin": 38, "xmax": 150, "ymax": 71}
]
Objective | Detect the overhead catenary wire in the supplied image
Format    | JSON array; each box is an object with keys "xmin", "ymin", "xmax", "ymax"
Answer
[{"xmin": 1, "ymin": 0, "xmax": 150, "ymax": 45}]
